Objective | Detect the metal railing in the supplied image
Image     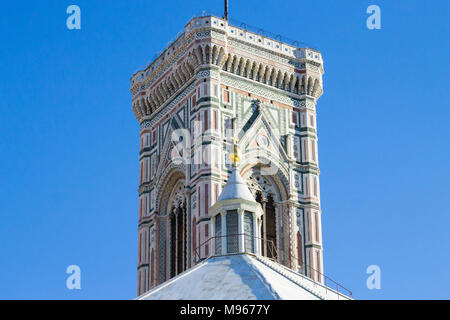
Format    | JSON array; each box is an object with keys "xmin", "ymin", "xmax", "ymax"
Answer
[
  {"xmin": 133, "ymin": 10, "xmax": 319, "ymax": 76},
  {"xmin": 193, "ymin": 10, "xmax": 318, "ymax": 50},
  {"xmin": 193, "ymin": 233, "xmax": 352, "ymax": 299},
  {"xmin": 193, "ymin": 233, "xmax": 278, "ymax": 263},
  {"xmin": 286, "ymin": 253, "xmax": 353, "ymax": 299}
]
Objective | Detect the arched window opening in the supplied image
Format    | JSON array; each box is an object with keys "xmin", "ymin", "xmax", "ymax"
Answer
[
  {"xmin": 169, "ymin": 201, "xmax": 187, "ymax": 279},
  {"xmin": 255, "ymin": 191, "xmax": 277, "ymax": 260},
  {"xmin": 176, "ymin": 204, "xmax": 186, "ymax": 274},
  {"xmin": 265, "ymin": 194, "xmax": 277, "ymax": 260}
]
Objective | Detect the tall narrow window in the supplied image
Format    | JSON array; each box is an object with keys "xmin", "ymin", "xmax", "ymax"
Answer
[
  {"xmin": 203, "ymin": 110, "xmax": 208, "ymax": 131},
  {"xmin": 169, "ymin": 211, "xmax": 176, "ymax": 277},
  {"xmin": 198, "ymin": 186, "xmax": 201, "ymax": 215},
  {"xmin": 142, "ymin": 196, "xmax": 147, "ymax": 217},
  {"xmin": 150, "ymin": 249, "xmax": 154, "ymax": 286},
  {"xmin": 192, "ymin": 217, "xmax": 197, "ymax": 258},
  {"xmin": 144, "ymin": 196, "xmax": 148, "ymax": 216},
  {"xmin": 306, "ymin": 211, "xmax": 310, "ymax": 242},
  {"xmin": 226, "ymin": 210, "xmax": 238, "ymax": 253},
  {"xmin": 143, "ymin": 271, "xmax": 146, "ymax": 292},
  {"xmin": 169, "ymin": 204, "xmax": 187, "ymax": 278},
  {"xmin": 143, "ymin": 159, "xmax": 147, "ymax": 182},
  {"xmin": 139, "ymin": 233, "xmax": 142, "ymax": 263},
  {"xmin": 150, "ymin": 155, "xmax": 155, "ymax": 179},
  {"xmin": 265, "ymin": 194, "xmax": 278, "ymax": 260},
  {"xmin": 197, "ymin": 114, "xmax": 201, "ymax": 171},
  {"xmin": 205, "ymin": 184, "xmax": 209, "ymax": 216},
  {"xmin": 293, "ymin": 136, "xmax": 300, "ymax": 161},
  {"xmin": 213, "ymin": 110, "xmax": 218, "ymax": 130},
  {"xmin": 305, "ymin": 176, "xmax": 309, "ymax": 196},
  {"xmin": 312, "ymin": 141, "xmax": 316, "ymax": 162},
  {"xmin": 297, "ymin": 231, "xmax": 303, "ymax": 268},
  {"xmin": 223, "ymin": 90, "xmax": 230, "ymax": 103},
  {"xmin": 314, "ymin": 212, "xmax": 320, "ymax": 242},
  {"xmin": 313, "ymin": 177, "xmax": 318, "ymax": 197},
  {"xmin": 304, "ymin": 140, "xmax": 309, "ymax": 162},
  {"xmin": 143, "ymin": 230, "xmax": 147, "ymax": 261},
  {"xmin": 205, "ymin": 224, "xmax": 209, "ymax": 256},
  {"xmin": 204, "ymin": 144, "xmax": 209, "ymax": 168}
]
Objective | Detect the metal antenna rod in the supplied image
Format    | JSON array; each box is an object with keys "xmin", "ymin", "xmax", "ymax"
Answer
[{"xmin": 224, "ymin": 0, "xmax": 229, "ymax": 21}]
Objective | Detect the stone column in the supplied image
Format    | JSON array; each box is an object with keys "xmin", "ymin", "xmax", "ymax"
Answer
[
  {"xmin": 274, "ymin": 201, "xmax": 281, "ymax": 264},
  {"xmin": 261, "ymin": 196, "xmax": 267, "ymax": 256},
  {"xmin": 184, "ymin": 188, "xmax": 191, "ymax": 268},
  {"xmin": 288, "ymin": 202, "xmax": 297, "ymax": 270},
  {"xmin": 253, "ymin": 213, "xmax": 259, "ymax": 255},
  {"xmin": 237, "ymin": 208, "xmax": 245, "ymax": 253}
]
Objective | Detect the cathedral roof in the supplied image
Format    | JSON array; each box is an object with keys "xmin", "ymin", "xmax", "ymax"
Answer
[
  {"xmin": 137, "ymin": 254, "xmax": 352, "ymax": 300},
  {"xmin": 216, "ymin": 167, "xmax": 256, "ymax": 203}
]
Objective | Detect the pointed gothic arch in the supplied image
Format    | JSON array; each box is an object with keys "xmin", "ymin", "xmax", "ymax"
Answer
[
  {"xmin": 167, "ymin": 181, "xmax": 187, "ymax": 278},
  {"xmin": 154, "ymin": 167, "xmax": 187, "ymax": 283},
  {"xmin": 240, "ymin": 163, "xmax": 290, "ymax": 263}
]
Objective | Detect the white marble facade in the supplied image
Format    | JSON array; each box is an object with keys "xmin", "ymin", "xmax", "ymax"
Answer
[{"xmin": 132, "ymin": 15, "xmax": 324, "ymax": 296}]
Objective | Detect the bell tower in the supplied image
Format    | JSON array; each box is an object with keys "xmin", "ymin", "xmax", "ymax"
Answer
[{"xmin": 131, "ymin": 12, "xmax": 325, "ymax": 296}]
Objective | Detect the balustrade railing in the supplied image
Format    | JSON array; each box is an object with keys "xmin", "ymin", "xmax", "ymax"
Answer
[{"xmin": 193, "ymin": 233, "xmax": 352, "ymax": 299}]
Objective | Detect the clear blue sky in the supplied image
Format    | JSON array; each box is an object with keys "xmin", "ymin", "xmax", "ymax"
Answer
[{"xmin": 0, "ymin": 0, "xmax": 449, "ymax": 300}]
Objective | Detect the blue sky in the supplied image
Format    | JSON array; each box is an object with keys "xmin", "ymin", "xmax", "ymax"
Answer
[{"xmin": 0, "ymin": 0, "xmax": 449, "ymax": 299}]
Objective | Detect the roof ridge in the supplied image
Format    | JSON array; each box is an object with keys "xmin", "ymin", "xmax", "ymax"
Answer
[{"xmin": 251, "ymin": 255, "xmax": 324, "ymax": 300}]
